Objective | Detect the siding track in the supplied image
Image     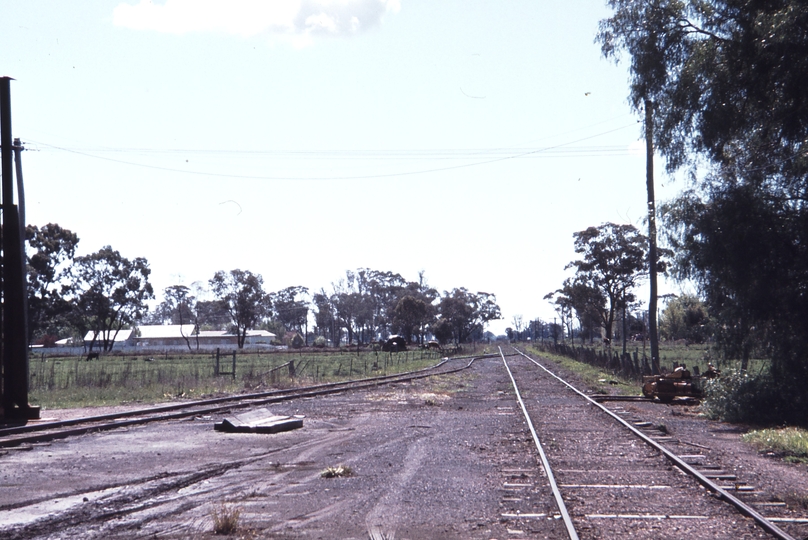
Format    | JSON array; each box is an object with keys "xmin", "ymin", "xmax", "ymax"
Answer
[{"xmin": 0, "ymin": 355, "xmax": 498, "ymax": 449}]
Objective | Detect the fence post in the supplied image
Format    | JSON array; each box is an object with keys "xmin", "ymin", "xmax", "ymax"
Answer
[
  {"xmin": 215, "ymin": 348, "xmax": 220, "ymax": 375},
  {"xmin": 232, "ymin": 351, "xmax": 236, "ymax": 380},
  {"xmin": 289, "ymin": 359, "xmax": 295, "ymax": 379}
]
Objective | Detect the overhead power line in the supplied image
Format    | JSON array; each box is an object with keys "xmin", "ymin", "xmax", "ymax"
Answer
[{"xmin": 25, "ymin": 122, "xmax": 640, "ymax": 181}]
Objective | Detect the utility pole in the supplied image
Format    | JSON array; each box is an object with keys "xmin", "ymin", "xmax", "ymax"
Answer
[
  {"xmin": 645, "ymin": 97, "xmax": 661, "ymax": 375},
  {"xmin": 1, "ymin": 76, "xmax": 39, "ymax": 421}
]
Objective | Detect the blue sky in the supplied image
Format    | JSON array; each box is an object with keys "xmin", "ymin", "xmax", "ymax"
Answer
[{"xmin": 3, "ymin": 1, "xmax": 679, "ymax": 334}]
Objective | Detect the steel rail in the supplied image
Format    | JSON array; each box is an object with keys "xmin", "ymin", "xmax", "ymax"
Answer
[
  {"xmin": 1, "ymin": 357, "xmax": 457, "ymax": 437},
  {"xmin": 512, "ymin": 347, "xmax": 797, "ymax": 540},
  {"xmin": 498, "ymin": 347, "xmax": 579, "ymax": 540},
  {"xmin": 0, "ymin": 355, "xmax": 495, "ymax": 448}
]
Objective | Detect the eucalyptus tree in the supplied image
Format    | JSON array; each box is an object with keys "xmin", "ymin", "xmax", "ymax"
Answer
[
  {"xmin": 25, "ymin": 223, "xmax": 79, "ymax": 342},
  {"xmin": 312, "ymin": 289, "xmax": 336, "ymax": 345},
  {"xmin": 72, "ymin": 246, "xmax": 154, "ymax": 352},
  {"xmin": 545, "ymin": 278, "xmax": 605, "ymax": 344},
  {"xmin": 162, "ymin": 285, "xmax": 197, "ymax": 350},
  {"xmin": 392, "ymin": 295, "xmax": 431, "ymax": 343},
  {"xmin": 600, "ymin": 0, "xmax": 808, "ymax": 385},
  {"xmin": 659, "ymin": 294, "xmax": 710, "ymax": 344},
  {"xmin": 565, "ymin": 223, "xmax": 647, "ymax": 346},
  {"xmin": 270, "ymin": 286, "xmax": 310, "ymax": 335},
  {"xmin": 209, "ymin": 269, "xmax": 269, "ymax": 349},
  {"xmin": 436, "ymin": 288, "xmax": 501, "ymax": 344}
]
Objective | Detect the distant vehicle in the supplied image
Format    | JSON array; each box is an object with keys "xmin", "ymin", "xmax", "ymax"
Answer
[{"xmin": 382, "ymin": 335, "xmax": 407, "ymax": 352}]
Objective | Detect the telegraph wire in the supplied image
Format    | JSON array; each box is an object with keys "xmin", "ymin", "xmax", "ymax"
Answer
[{"xmin": 25, "ymin": 122, "xmax": 639, "ymax": 181}]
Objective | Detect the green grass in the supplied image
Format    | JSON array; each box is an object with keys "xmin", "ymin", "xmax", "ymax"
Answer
[
  {"xmin": 28, "ymin": 348, "xmax": 443, "ymax": 409},
  {"xmin": 528, "ymin": 339, "xmax": 771, "ymax": 380},
  {"xmin": 522, "ymin": 345, "xmax": 638, "ymax": 395},
  {"xmin": 742, "ymin": 427, "xmax": 808, "ymax": 464}
]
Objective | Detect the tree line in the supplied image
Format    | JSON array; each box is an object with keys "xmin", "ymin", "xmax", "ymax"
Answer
[
  {"xmin": 580, "ymin": 0, "xmax": 808, "ymax": 424},
  {"xmin": 25, "ymin": 224, "xmax": 501, "ymax": 351}
]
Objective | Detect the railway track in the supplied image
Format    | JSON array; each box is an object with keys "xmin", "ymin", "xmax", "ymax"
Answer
[
  {"xmin": 0, "ymin": 355, "xmax": 496, "ymax": 449},
  {"xmin": 500, "ymin": 346, "xmax": 805, "ymax": 540}
]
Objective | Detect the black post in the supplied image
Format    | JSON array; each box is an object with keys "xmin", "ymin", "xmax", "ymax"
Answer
[
  {"xmin": 231, "ymin": 351, "xmax": 236, "ymax": 381},
  {"xmin": 1, "ymin": 77, "xmax": 39, "ymax": 420}
]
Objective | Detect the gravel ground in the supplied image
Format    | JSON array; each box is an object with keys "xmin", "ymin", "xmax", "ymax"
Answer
[{"xmin": 1, "ymin": 352, "xmax": 806, "ymax": 539}]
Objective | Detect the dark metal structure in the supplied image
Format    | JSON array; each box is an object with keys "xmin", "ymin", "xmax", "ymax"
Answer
[{"xmin": 1, "ymin": 76, "xmax": 39, "ymax": 421}]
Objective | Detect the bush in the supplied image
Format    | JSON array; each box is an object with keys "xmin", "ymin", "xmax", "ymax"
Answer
[
  {"xmin": 702, "ymin": 371, "xmax": 808, "ymax": 426},
  {"xmin": 313, "ymin": 336, "xmax": 326, "ymax": 348},
  {"xmin": 211, "ymin": 503, "xmax": 241, "ymax": 535}
]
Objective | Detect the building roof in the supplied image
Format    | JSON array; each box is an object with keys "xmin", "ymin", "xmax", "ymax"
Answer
[
  {"xmin": 136, "ymin": 325, "xmax": 196, "ymax": 339},
  {"xmin": 195, "ymin": 329, "xmax": 275, "ymax": 338},
  {"xmin": 83, "ymin": 329, "xmax": 134, "ymax": 342},
  {"xmin": 137, "ymin": 326, "xmax": 275, "ymax": 339}
]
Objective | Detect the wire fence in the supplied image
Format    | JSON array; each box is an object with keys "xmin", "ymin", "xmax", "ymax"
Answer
[{"xmin": 28, "ymin": 347, "xmax": 445, "ymax": 394}]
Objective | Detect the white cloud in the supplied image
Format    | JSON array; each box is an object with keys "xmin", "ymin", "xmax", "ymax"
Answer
[{"xmin": 113, "ymin": 0, "xmax": 400, "ymax": 40}]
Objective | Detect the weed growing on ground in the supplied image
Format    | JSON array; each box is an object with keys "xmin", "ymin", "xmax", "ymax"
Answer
[
  {"xmin": 321, "ymin": 465, "xmax": 353, "ymax": 478},
  {"xmin": 742, "ymin": 427, "xmax": 808, "ymax": 462},
  {"xmin": 211, "ymin": 503, "xmax": 241, "ymax": 535}
]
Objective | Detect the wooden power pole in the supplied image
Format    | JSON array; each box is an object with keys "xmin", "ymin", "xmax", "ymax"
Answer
[{"xmin": 645, "ymin": 98, "xmax": 661, "ymax": 375}]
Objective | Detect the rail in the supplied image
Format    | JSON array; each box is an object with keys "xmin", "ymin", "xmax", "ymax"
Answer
[{"xmin": 512, "ymin": 346, "xmax": 797, "ymax": 540}]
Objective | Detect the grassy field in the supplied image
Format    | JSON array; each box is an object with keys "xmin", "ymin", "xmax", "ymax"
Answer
[{"xmin": 28, "ymin": 347, "xmax": 449, "ymax": 409}]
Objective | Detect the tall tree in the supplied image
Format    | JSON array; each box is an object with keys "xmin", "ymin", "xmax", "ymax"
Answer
[
  {"xmin": 565, "ymin": 223, "xmax": 647, "ymax": 343},
  {"xmin": 660, "ymin": 293, "xmax": 710, "ymax": 344},
  {"xmin": 163, "ymin": 285, "xmax": 197, "ymax": 350},
  {"xmin": 662, "ymin": 186, "xmax": 792, "ymax": 371},
  {"xmin": 270, "ymin": 286, "xmax": 310, "ymax": 335},
  {"xmin": 436, "ymin": 288, "xmax": 501, "ymax": 344},
  {"xmin": 194, "ymin": 299, "xmax": 232, "ymax": 331},
  {"xmin": 72, "ymin": 246, "xmax": 154, "ymax": 352},
  {"xmin": 25, "ymin": 223, "xmax": 79, "ymax": 342},
  {"xmin": 546, "ymin": 278, "xmax": 605, "ymax": 344},
  {"xmin": 312, "ymin": 289, "xmax": 337, "ymax": 345},
  {"xmin": 599, "ymin": 0, "xmax": 808, "ymax": 176},
  {"xmin": 600, "ymin": 0, "xmax": 808, "ymax": 385},
  {"xmin": 209, "ymin": 269, "xmax": 269, "ymax": 349},
  {"xmin": 392, "ymin": 295, "xmax": 431, "ymax": 343},
  {"xmin": 511, "ymin": 315, "xmax": 524, "ymax": 341}
]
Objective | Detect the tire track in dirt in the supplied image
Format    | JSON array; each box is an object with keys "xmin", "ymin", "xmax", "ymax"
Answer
[{"xmin": 364, "ymin": 438, "xmax": 428, "ymax": 537}]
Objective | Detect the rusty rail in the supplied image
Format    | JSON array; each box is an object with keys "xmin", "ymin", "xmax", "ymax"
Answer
[{"xmin": 513, "ymin": 346, "xmax": 797, "ymax": 540}]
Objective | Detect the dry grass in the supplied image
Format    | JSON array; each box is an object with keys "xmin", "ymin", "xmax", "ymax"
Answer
[
  {"xmin": 211, "ymin": 503, "xmax": 241, "ymax": 535},
  {"xmin": 321, "ymin": 464, "xmax": 353, "ymax": 478}
]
